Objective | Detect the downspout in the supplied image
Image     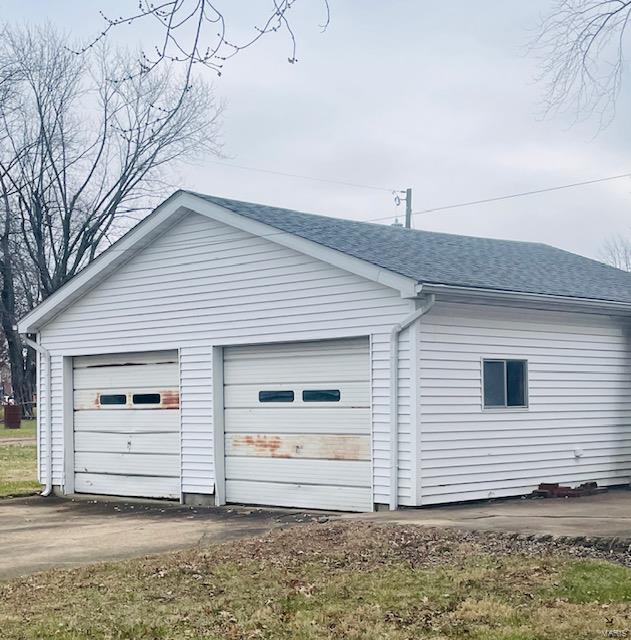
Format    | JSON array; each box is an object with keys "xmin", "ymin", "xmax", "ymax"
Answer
[
  {"xmin": 23, "ymin": 336, "xmax": 52, "ymax": 497},
  {"xmin": 389, "ymin": 293, "xmax": 435, "ymax": 511}
]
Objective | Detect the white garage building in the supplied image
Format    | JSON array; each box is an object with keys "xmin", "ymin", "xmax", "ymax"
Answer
[{"xmin": 18, "ymin": 191, "xmax": 631, "ymax": 511}]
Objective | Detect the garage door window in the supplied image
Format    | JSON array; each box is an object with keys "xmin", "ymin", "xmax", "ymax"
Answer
[
  {"xmin": 99, "ymin": 394, "xmax": 127, "ymax": 406},
  {"xmin": 259, "ymin": 390, "xmax": 294, "ymax": 402},
  {"xmin": 302, "ymin": 390, "xmax": 341, "ymax": 402},
  {"xmin": 132, "ymin": 393, "xmax": 161, "ymax": 405}
]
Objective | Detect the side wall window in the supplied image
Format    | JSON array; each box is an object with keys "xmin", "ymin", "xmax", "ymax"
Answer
[{"xmin": 483, "ymin": 359, "xmax": 527, "ymax": 408}]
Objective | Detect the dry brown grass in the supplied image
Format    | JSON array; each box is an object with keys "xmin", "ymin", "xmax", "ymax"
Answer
[{"xmin": 1, "ymin": 522, "xmax": 631, "ymax": 639}]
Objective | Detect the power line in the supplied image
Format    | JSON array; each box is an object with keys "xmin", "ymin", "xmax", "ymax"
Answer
[
  {"xmin": 368, "ymin": 171, "xmax": 631, "ymax": 223},
  {"xmin": 207, "ymin": 159, "xmax": 396, "ymax": 193},
  {"xmin": 207, "ymin": 159, "xmax": 631, "ymax": 224}
]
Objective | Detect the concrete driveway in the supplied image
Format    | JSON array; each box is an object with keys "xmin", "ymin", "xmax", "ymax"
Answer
[
  {"xmin": 2, "ymin": 489, "xmax": 630, "ymax": 580},
  {"xmin": 344, "ymin": 488, "xmax": 631, "ymax": 539},
  {"xmin": 0, "ymin": 495, "xmax": 326, "ymax": 579}
]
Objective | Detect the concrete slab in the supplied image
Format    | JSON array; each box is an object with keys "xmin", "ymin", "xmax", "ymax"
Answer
[
  {"xmin": 343, "ymin": 488, "xmax": 631, "ymax": 538},
  {"xmin": 0, "ymin": 495, "xmax": 327, "ymax": 580}
]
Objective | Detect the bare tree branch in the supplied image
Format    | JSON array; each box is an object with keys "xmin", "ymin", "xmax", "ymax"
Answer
[
  {"xmin": 77, "ymin": 0, "xmax": 331, "ymax": 79},
  {"xmin": 0, "ymin": 23, "xmax": 223, "ymax": 408},
  {"xmin": 600, "ymin": 233, "xmax": 631, "ymax": 270},
  {"xmin": 535, "ymin": 0, "xmax": 631, "ymax": 124}
]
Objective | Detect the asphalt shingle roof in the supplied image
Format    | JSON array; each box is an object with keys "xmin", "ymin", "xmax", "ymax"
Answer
[{"xmin": 191, "ymin": 192, "xmax": 631, "ymax": 304}]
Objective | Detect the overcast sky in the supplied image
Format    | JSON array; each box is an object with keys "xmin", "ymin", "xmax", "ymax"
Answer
[{"xmin": 2, "ymin": 1, "xmax": 631, "ymax": 259}]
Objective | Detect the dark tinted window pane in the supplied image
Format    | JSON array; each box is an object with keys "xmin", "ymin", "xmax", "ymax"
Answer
[
  {"xmin": 259, "ymin": 390, "xmax": 294, "ymax": 403},
  {"xmin": 99, "ymin": 394, "xmax": 126, "ymax": 405},
  {"xmin": 132, "ymin": 393, "xmax": 161, "ymax": 405},
  {"xmin": 483, "ymin": 361, "xmax": 505, "ymax": 407},
  {"xmin": 506, "ymin": 360, "xmax": 527, "ymax": 407},
  {"xmin": 302, "ymin": 389, "xmax": 341, "ymax": 402}
]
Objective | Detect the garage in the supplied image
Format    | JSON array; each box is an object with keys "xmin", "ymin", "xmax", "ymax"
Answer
[
  {"xmin": 223, "ymin": 338, "xmax": 372, "ymax": 512},
  {"xmin": 73, "ymin": 351, "xmax": 180, "ymax": 499}
]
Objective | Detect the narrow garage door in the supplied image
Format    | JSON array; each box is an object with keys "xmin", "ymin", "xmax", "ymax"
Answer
[
  {"xmin": 73, "ymin": 351, "xmax": 180, "ymax": 499},
  {"xmin": 223, "ymin": 338, "xmax": 371, "ymax": 511}
]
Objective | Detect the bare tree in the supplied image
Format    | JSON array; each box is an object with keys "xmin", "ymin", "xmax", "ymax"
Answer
[
  {"xmin": 536, "ymin": 1, "xmax": 631, "ymax": 122},
  {"xmin": 80, "ymin": 0, "xmax": 330, "ymax": 78},
  {"xmin": 600, "ymin": 234, "xmax": 631, "ymax": 270},
  {"xmin": 0, "ymin": 24, "xmax": 222, "ymax": 411},
  {"xmin": 0, "ymin": 34, "xmax": 37, "ymax": 411}
]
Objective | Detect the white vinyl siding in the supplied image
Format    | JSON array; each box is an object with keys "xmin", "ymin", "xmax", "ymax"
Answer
[
  {"xmin": 180, "ymin": 345, "xmax": 214, "ymax": 495},
  {"xmin": 418, "ymin": 302, "xmax": 631, "ymax": 504},
  {"xmin": 40, "ymin": 212, "xmax": 414, "ymax": 506}
]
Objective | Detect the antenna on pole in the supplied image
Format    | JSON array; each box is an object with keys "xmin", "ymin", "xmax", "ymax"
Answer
[{"xmin": 392, "ymin": 188, "xmax": 413, "ymax": 228}]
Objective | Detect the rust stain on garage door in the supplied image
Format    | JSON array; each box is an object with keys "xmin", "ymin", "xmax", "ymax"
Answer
[
  {"xmin": 229, "ymin": 434, "xmax": 369, "ymax": 460},
  {"xmin": 234, "ymin": 435, "xmax": 286, "ymax": 457},
  {"xmin": 160, "ymin": 390, "xmax": 180, "ymax": 409}
]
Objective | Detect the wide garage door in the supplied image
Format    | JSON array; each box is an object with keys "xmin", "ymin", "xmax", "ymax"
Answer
[
  {"xmin": 223, "ymin": 337, "xmax": 372, "ymax": 511},
  {"xmin": 73, "ymin": 351, "xmax": 180, "ymax": 499}
]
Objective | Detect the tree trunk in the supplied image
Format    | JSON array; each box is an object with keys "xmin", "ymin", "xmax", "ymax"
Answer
[
  {"xmin": 0, "ymin": 205, "xmax": 36, "ymax": 418},
  {"xmin": 0, "ymin": 302, "xmax": 36, "ymax": 418}
]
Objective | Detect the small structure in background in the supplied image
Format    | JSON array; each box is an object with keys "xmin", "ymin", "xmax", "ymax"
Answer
[{"xmin": 4, "ymin": 402, "xmax": 22, "ymax": 429}]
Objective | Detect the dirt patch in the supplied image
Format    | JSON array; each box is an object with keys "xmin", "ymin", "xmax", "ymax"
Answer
[
  {"xmin": 0, "ymin": 437, "xmax": 35, "ymax": 445},
  {"xmin": 18, "ymin": 495, "xmax": 331, "ymax": 524}
]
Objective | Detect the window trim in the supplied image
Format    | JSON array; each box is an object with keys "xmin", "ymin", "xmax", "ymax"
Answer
[{"xmin": 481, "ymin": 358, "xmax": 529, "ymax": 411}]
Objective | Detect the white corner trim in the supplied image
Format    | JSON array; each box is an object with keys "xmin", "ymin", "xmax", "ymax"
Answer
[
  {"xmin": 212, "ymin": 345, "xmax": 226, "ymax": 506},
  {"xmin": 18, "ymin": 191, "xmax": 418, "ymax": 332}
]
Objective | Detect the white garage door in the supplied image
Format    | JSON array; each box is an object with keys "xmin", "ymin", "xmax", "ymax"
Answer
[
  {"xmin": 223, "ymin": 338, "xmax": 371, "ymax": 512},
  {"xmin": 73, "ymin": 351, "xmax": 180, "ymax": 499}
]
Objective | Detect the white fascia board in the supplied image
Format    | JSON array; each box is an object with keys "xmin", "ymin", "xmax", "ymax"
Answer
[
  {"xmin": 180, "ymin": 192, "xmax": 418, "ymax": 298},
  {"xmin": 420, "ymin": 282, "xmax": 631, "ymax": 316},
  {"xmin": 17, "ymin": 194, "xmax": 190, "ymax": 333},
  {"xmin": 18, "ymin": 191, "xmax": 418, "ymax": 333}
]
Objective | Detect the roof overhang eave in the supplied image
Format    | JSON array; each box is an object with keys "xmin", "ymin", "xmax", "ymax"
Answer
[{"xmin": 419, "ymin": 282, "xmax": 631, "ymax": 315}]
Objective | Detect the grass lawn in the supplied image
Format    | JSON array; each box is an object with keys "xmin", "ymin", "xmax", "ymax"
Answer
[
  {"xmin": 0, "ymin": 418, "xmax": 37, "ymax": 439},
  {"xmin": 0, "ymin": 419, "xmax": 39, "ymax": 497},
  {"xmin": 1, "ymin": 523, "xmax": 631, "ymax": 639},
  {"xmin": 0, "ymin": 443, "xmax": 40, "ymax": 497}
]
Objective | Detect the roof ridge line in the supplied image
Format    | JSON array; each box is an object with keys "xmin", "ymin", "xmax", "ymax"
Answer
[{"xmin": 187, "ymin": 190, "xmax": 557, "ymax": 249}]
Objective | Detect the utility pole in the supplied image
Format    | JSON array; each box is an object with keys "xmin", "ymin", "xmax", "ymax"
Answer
[
  {"xmin": 404, "ymin": 188, "xmax": 412, "ymax": 229},
  {"xmin": 391, "ymin": 187, "xmax": 413, "ymax": 228}
]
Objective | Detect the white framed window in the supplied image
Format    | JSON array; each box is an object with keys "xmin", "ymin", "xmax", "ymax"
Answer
[{"xmin": 482, "ymin": 359, "xmax": 528, "ymax": 409}]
